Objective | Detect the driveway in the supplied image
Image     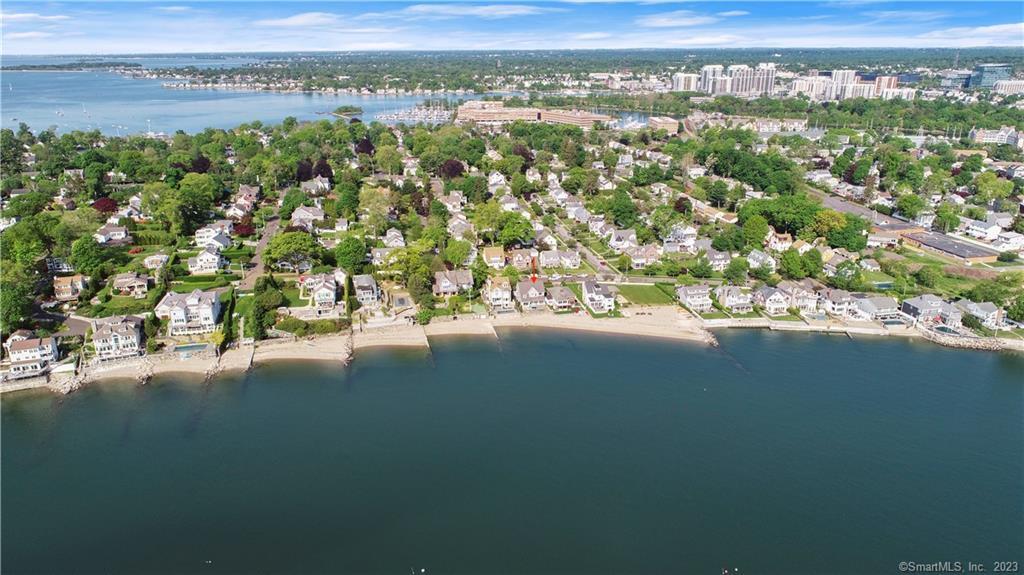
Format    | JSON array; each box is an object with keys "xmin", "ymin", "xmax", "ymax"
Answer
[{"xmin": 239, "ymin": 212, "xmax": 280, "ymax": 290}]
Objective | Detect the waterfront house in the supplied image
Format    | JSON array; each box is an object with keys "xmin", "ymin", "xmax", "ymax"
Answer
[
  {"xmin": 821, "ymin": 289, "xmax": 855, "ymax": 318},
  {"xmin": 7, "ymin": 337, "xmax": 59, "ymax": 378},
  {"xmin": 485, "ymin": 277, "xmax": 515, "ymax": 313},
  {"xmin": 93, "ymin": 224, "xmax": 131, "ymax": 244},
  {"xmin": 483, "ymin": 246, "xmax": 506, "ymax": 270},
  {"xmin": 433, "ymin": 269, "xmax": 473, "ymax": 298},
  {"xmin": 582, "ymin": 280, "xmax": 615, "ymax": 314},
  {"xmin": 300, "ymin": 270, "xmax": 346, "ymax": 313},
  {"xmin": 851, "ymin": 295, "xmax": 900, "ymax": 321},
  {"xmin": 54, "ymin": 274, "xmax": 88, "ymax": 302},
  {"xmin": 352, "ymin": 275, "xmax": 381, "ymax": 308},
  {"xmin": 676, "ymin": 284, "xmax": 714, "ymax": 314},
  {"xmin": 954, "ymin": 299, "xmax": 1003, "ymax": 330},
  {"xmin": 188, "ymin": 246, "xmax": 224, "ymax": 275},
  {"xmin": 515, "ymin": 279, "xmax": 547, "ymax": 311},
  {"xmin": 155, "ymin": 289, "xmax": 222, "ymax": 336},
  {"xmin": 545, "ymin": 286, "xmax": 577, "ymax": 311},
  {"xmin": 91, "ymin": 316, "xmax": 142, "ymax": 361},
  {"xmin": 777, "ymin": 280, "xmax": 819, "ymax": 314},
  {"xmin": 714, "ymin": 285, "xmax": 753, "ymax": 314},
  {"xmin": 754, "ymin": 287, "xmax": 790, "ymax": 316},
  {"xmin": 111, "ymin": 272, "xmax": 150, "ymax": 299},
  {"xmin": 900, "ymin": 294, "xmax": 961, "ymax": 328}
]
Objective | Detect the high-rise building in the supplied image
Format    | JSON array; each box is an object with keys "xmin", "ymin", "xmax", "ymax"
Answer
[
  {"xmin": 873, "ymin": 76, "xmax": 898, "ymax": 96},
  {"xmin": 711, "ymin": 76, "xmax": 733, "ymax": 95},
  {"xmin": 840, "ymin": 83, "xmax": 875, "ymax": 100},
  {"xmin": 754, "ymin": 63, "xmax": 777, "ymax": 95},
  {"xmin": 970, "ymin": 63, "xmax": 1012, "ymax": 89},
  {"xmin": 726, "ymin": 65, "xmax": 753, "ymax": 94},
  {"xmin": 940, "ymin": 70, "xmax": 972, "ymax": 89},
  {"xmin": 671, "ymin": 72, "xmax": 700, "ymax": 92},
  {"xmin": 831, "ymin": 69, "xmax": 857, "ymax": 86},
  {"xmin": 699, "ymin": 65, "xmax": 724, "ymax": 93}
]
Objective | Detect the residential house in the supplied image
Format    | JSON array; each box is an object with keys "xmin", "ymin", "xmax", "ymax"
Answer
[
  {"xmin": 352, "ymin": 274, "xmax": 381, "ymax": 308},
  {"xmin": 515, "ymin": 279, "xmax": 547, "ymax": 311},
  {"xmin": 676, "ymin": 284, "xmax": 713, "ymax": 314},
  {"xmin": 300, "ymin": 175, "xmax": 331, "ymax": 195},
  {"xmin": 820, "ymin": 289, "xmax": 855, "ymax": 318},
  {"xmin": 383, "ymin": 228, "xmax": 406, "ymax": 248},
  {"xmin": 777, "ymin": 280, "xmax": 819, "ymax": 314},
  {"xmin": 155, "ymin": 289, "xmax": 222, "ymax": 336},
  {"xmin": 901, "ymin": 294, "xmax": 962, "ymax": 328},
  {"xmin": 851, "ymin": 295, "xmax": 900, "ymax": 321},
  {"xmin": 371, "ymin": 247, "xmax": 397, "ymax": 266},
  {"xmin": 483, "ymin": 246, "xmax": 506, "ymax": 270},
  {"xmin": 707, "ymin": 250, "xmax": 732, "ymax": 272},
  {"xmin": 582, "ymin": 280, "xmax": 615, "ymax": 314},
  {"xmin": 754, "ymin": 287, "xmax": 790, "ymax": 316},
  {"xmin": 7, "ymin": 337, "xmax": 59, "ymax": 378},
  {"xmin": 626, "ymin": 244, "xmax": 661, "ymax": 269},
  {"xmin": 433, "ymin": 269, "xmax": 473, "ymax": 298},
  {"xmin": 291, "ymin": 206, "xmax": 325, "ymax": 232},
  {"xmin": 609, "ymin": 229, "xmax": 638, "ymax": 253},
  {"xmin": 535, "ymin": 229, "xmax": 559, "ymax": 251},
  {"xmin": 955, "ymin": 299, "xmax": 1003, "ymax": 330},
  {"xmin": 91, "ymin": 316, "xmax": 143, "ymax": 361},
  {"xmin": 93, "ymin": 224, "xmax": 131, "ymax": 244},
  {"xmin": 54, "ymin": 274, "xmax": 88, "ymax": 302},
  {"xmin": 859, "ymin": 258, "xmax": 881, "ymax": 272},
  {"xmin": 485, "ymin": 277, "xmax": 515, "ymax": 313},
  {"xmin": 187, "ymin": 246, "xmax": 224, "ymax": 275},
  {"xmin": 111, "ymin": 272, "xmax": 150, "ymax": 299},
  {"xmin": 509, "ymin": 248, "xmax": 538, "ymax": 271},
  {"xmin": 143, "ymin": 253, "xmax": 170, "ymax": 270},
  {"xmin": 766, "ymin": 229, "xmax": 794, "ymax": 252},
  {"xmin": 714, "ymin": 286, "xmax": 753, "ymax": 314},
  {"xmin": 300, "ymin": 270, "xmax": 347, "ymax": 313},
  {"xmin": 747, "ymin": 249, "xmax": 777, "ymax": 273},
  {"xmin": 545, "ymin": 286, "xmax": 577, "ymax": 311}
]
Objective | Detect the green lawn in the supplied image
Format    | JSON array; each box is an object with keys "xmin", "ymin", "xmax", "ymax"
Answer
[
  {"xmin": 615, "ymin": 284, "xmax": 675, "ymax": 305},
  {"xmin": 771, "ymin": 314, "xmax": 805, "ymax": 322},
  {"xmin": 700, "ymin": 311, "xmax": 730, "ymax": 319},
  {"xmin": 281, "ymin": 286, "xmax": 306, "ymax": 308}
]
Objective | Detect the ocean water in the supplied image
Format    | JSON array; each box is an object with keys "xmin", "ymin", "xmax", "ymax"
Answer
[{"xmin": 3, "ymin": 329, "xmax": 1022, "ymax": 574}]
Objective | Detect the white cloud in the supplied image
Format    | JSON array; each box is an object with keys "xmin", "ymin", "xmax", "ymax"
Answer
[
  {"xmin": 154, "ymin": 6, "xmax": 196, "ymax": 13},
  {"xmin": 666, "ymin": 34, "xmax": 742, "ymax": 45},
  {"xmin": 865, "ymin": 10, "xmax": 948, "ymax": 22},
  {"xmin": 917, "ymin": 21, "xmax": 1024, "ymax": 42},
  {"xmin": 573, "ymin": 31, "xmax": 612, "ymax": 40},
  {"xmin": 1, "ymin": 11, "xmax": 69, "ymax": 22},
  {"xmin": 716, "ymin": 10, "xmax": 749, "ymax": 17},
  {"xmin": 636, "ymin": 10, "xmax": 719, "ymax": 28},
  {"xmin": 366, "ymin": 4, "xmax": 566, "ymax": 21},
  {"xmin": 6, "ymin": 30, "xmax": 55, "ymax": 39},
  {"xmin": 254, "ymin": 12, "xmax": 341, "ymax": 27}
]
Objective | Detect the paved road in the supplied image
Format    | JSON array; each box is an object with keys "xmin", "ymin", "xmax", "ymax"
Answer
[{"xmin": 239, "ymin": 212, "xmax": 280, "ymax": 290}]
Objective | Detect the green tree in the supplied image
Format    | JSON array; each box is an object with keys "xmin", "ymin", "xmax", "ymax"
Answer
[
  {"xmin": 265, "ymin": 232, "xmax": 322, "ymax": 270},
  {"xmin": 0, "ymin": 281, "xmax": 31, "ymax": 333},
  {"xmin": 723, "ymin": 258, "xmax": 749, "ymax": 285},
  {"xmin": 896, "ymin": 194, "xmax": 926, "ymax": 219},
  {"xmin": 779, "ymin": 248, "xmax": 807, "ymax": 279},
  {"xmin": 444, "ymin": 240, "xmax": 472, "ymax": 266},
  {"xmin": 742, "ymin": 215, "xmax": 769, "ymax": 249},
  {"xmin": 334, "ymin": 235, "xmax": 366, "ymax": 274},
  {"xmin": 69, "ymin": 236, "xmax": 106, "ymax": 275}
]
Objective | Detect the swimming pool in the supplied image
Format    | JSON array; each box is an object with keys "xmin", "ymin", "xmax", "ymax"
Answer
[{"xmin": 174, "ymin": 343, "xmax": 210, "ymax": 353}]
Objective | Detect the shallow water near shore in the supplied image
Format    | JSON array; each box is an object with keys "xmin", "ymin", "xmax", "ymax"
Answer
[{"xmin": 3, "ymin": 329, "xmax": 1022, "ymax": 574}]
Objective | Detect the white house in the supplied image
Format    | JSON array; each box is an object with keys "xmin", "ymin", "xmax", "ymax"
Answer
[
  {"xmin": 155, "ymin": 289, "xmax": 222, "ymax": 336},
  {"xmin": 352, "ymin": 274, "xmax": 381, "ymax": 308},
  {"xmin": 676, "ymin": 284, "xmax": 713, "ymax": 313},
  {"xmin": 7, "ymin": 337, "xmax": 59, "ymax": 378},
  {"xmin": 582, "ymin": 280, "xmax": 615, "ymax": 314},
  {"xmin": 714, "ymin": 285, "xmax": 753, "ymax": 314},
  {"xmin": 187, "ymin": 246, "xmax": 224, "ymax": 275},
  {"xmin": 485, "ymin": 276, "xmax": 515, "ymax": 313},
  {"xmin": 91, "ymin": 316, "xmax": 143, "ymax": 361},
  {"xmin": 754, "ymin": 287, "xmax": 789, "ymax": 316}
]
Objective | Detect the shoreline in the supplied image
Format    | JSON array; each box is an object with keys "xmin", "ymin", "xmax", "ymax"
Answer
[{"xmin": 4, "ymin": 307, "xmax": 1020, "ymax": 396}]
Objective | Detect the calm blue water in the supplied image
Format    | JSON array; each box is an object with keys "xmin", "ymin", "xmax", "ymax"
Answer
[
  {"xmin": 3, "ymin": 329, "xmax": 1022, "ymax": 574},
  {"xmin": 1, "ymin": 69, "xmax": 487, "ymax": 135}
]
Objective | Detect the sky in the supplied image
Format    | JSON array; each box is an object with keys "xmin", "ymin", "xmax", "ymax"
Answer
[{"xmin": 2, "ymin": 1, "xmax": 1023, "ymax": 54}]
